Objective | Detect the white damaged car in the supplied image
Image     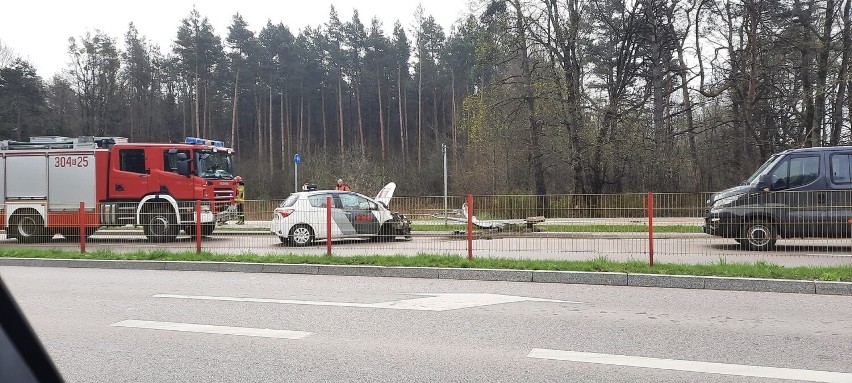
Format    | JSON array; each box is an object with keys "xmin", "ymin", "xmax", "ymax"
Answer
[{"xmin": 270, "ymin": 182, "xmax": 412, "ymax": 246}]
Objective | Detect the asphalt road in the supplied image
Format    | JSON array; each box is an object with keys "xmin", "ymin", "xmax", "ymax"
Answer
[
  {"xmin": 1, "ymin": 266, "xmax": 850, "ymax": 383},
  {"xmin": 4, "ymin": 230, "xmax": 852, "ymax": 267}
]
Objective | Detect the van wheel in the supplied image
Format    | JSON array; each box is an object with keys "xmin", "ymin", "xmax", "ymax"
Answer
[{"xmin": 740, "ymin": 221, "xmax": 776, "ymax": 251}]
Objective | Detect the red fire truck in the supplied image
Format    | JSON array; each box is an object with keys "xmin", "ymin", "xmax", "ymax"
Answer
[{"xmin": 1, "ymin": 136, "xmax": 238, "ymax": 243}]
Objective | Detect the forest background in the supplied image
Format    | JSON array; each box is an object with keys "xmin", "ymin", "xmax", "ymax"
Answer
[{"xmin": 1, "ymin": 0, "xmax": 850, "ymax": 198}]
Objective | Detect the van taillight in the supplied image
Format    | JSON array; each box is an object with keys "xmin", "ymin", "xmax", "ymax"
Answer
[{"xmin": 277, "ymin": 209, "xmax": 294, "ymax": 218}]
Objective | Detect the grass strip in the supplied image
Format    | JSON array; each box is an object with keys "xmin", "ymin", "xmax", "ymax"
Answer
[{"xmin": 1, "ymin": 249, "xmax": 849, "ymax": 282}]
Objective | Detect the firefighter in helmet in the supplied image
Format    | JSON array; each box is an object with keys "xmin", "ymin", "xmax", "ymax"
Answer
[{"xmin": 234, "ymin": 176, "xmax": 245, "ymax": 225}]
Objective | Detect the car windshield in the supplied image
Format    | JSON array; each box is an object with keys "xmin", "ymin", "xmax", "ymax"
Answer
[
  {"xmin": 744, "ymin": 154, "xmax": 781, "ymax": 185},
  {"xmin": 196, "ymin": 150, "xmax": 234, "ymax": 179}
]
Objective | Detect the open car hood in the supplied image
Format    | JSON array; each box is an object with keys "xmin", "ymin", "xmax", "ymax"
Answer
[{"xmin": 375, "ymin": 182, "xmax": 396, "ymax": 206}]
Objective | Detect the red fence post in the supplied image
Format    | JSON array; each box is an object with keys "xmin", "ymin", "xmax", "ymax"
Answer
[
  {"xmin": 326, "ymin": 196, "xmax": 332, "ymax": 256},
  {"xmin": 79, "ymin": 201, "xmax": 86, "ymax": 254},
  {"xmin": 195, "ymin": 200, "xmax": 202, "ymax": 254},
  {"xmin": 467, "ymin": 194, "xmax": 473, "ymax": 261},
  {"xmin": 648, "ymin": 191, "xmax": 654, "ymax": 267}
]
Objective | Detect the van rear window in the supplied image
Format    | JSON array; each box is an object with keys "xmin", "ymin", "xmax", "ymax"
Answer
[{"xmin": 831, "ymin": 154, "xmax": 852, "ymax": 184}]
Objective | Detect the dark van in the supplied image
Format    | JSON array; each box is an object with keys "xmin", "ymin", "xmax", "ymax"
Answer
[{"xmin": 704, "ymin": 146, "xmax": 852, "ymax": 250}]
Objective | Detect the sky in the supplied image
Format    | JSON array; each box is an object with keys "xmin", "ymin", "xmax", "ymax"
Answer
[{"xmin": 1, "ymin": 0, "xmax": 474, "ymax": 78}]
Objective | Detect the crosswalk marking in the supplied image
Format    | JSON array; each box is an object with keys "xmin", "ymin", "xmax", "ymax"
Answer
[
  {"xmin": 111, "ymin": 320, "xmax": 312, "ymax": 339},
  {"xmin": 527, "ymin": 349, "xmax": 852, "ymax": 383}
]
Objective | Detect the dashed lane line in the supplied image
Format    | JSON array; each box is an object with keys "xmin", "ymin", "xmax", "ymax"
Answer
[
  {"xmin": 111, "ymin": 320, "xmax": 312, "ymax": 339},
  {"xmin": 527, "ymin": 349, "xmax": 852, "ymax": 383}
]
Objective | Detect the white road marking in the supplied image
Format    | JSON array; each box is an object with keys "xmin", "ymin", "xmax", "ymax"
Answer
[
  {"xmin": 111, "ymin": 320, "xmax": 311, "ymax": 339},
  {"xmin": 527, "ymin": 349, "xmax": 852, "ymax": 383},
  {"xmin": 153, "ymin": 293, "xmax": 578, "ymax": 312}
]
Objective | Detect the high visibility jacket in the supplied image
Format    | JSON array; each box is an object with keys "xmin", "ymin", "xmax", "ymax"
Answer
[{"xmin": 235, "ymin": 185, "xmax": 245, "ymax": 203}]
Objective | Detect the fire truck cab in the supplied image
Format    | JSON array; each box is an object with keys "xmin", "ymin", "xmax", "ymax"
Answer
[{"xmin": 1, "ymin": 136, "xmax": 238, "ymax": 243}]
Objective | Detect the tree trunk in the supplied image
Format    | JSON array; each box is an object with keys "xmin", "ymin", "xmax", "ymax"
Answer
[
  {"xmin": 231, "ymin": 68, "xmax": 240, "ymax": 149},
  {"xmin": 377, "ymin": 67, "xmax": 386, "ymax": 161},
  {"xmin": 129, "ymin": 95, "xmax": 134, "ymax": 142},
  {"xmin": 338, "ymin": 70, "xmax": 345, "ymax": 158},
  {"xmin": 194, "ymin": 76, "xmax": 200, "ymax": 137},
  {"xmin": 795, "ymin": 0, "xmax": 818, "ymax": 146},
  {"xmin": 417, "ymin": 54, "xmax": 423, "ymax": 170},
  {"xmin": 832, "ymin": 0, "xmax": 852, "ymax": 145},
  {"xmin": 321, "ymin": 85, "xmax": 328, "ymax": 152},
  {"xmin": 202, "ymin": 81, "xmax": 208, "ymax": 138},
  {"xmin": 286, "ymin": 93, "xmax": 292, "ymax": 161},
  {"xmin": 815, "ymin": 0, "xmax": 837, "ymax": 146},
  {"xmin": 432, "ymin": 85, "xmax": 439, "ymax": 146},
  {"xmin": 398, "ymin": 65, "xmax": 406, "ymax": 164},
  {"xmin": 299, "ymin": 90, "xmax": 305, "ymax": 150},
  {"xmin": 286, "ymin": 90, "xmax": 288, "ymax": 173},
  {"xmin": 255, "ymin": 85, "xmax": 262, "ymax": 160},
  {"xmin": 512, "ymin": 0, "xmax": 547, "ymax": 207},
  {"xmin": 451, "ymin": 71, "xmax": 457, "ymax": 155},
  {"xmin": 356, "ymin": 81, "xmax": 365, "ymax": 157},
  {"xmin": 269, "ymin": 86, "xmax": 274, "ymax": 172},
  {"xmin": 677, "ymin": 40, "xmax": 700, "ymax": 192},
  {"xmin": 306, "ymin": 102, "xmax": 312, "ymax": 157}
]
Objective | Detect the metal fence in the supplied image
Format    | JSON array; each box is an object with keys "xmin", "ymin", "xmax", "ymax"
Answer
[{"xmin": 3, "ymin": 192, "xmax": 852, "ymax": 268}]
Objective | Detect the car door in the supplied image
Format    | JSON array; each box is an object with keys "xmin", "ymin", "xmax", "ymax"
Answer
[
  {"xmin": 109, "ymin": 148, "xmax": 149, "ymax": 199},
  {"xmin": 307, "ymin": 193, "xmax": 354, "ymax": 238},
  {"xmin": 339, "ymin": 193, "xmax": 381, "ymax": 235},
  {"xmin": 825, "ymin": 152, "xmax": 852, "ymax": 237},
  {"xmin": 765, "ymin": 154, "xmax": 824, "ymax": 238}
]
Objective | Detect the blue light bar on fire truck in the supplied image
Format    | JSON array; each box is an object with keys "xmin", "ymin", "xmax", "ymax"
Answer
[{"xmin": 185, "ymin": 137, "xmax": 225, "ymax": 147}]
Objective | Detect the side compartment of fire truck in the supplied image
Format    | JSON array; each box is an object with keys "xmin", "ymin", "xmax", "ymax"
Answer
[{"xmin": 1, "ymin": 148, "xmax": 99, "ymax": 242}]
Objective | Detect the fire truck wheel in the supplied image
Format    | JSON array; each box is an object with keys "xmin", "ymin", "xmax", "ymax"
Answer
[
  {"xmin": 142, "ymin": 204, "xmax": 179, "ymax": 242},
  {"xmin": 9, "ymin": 213, "xmax": 48, "ymax": 243}
]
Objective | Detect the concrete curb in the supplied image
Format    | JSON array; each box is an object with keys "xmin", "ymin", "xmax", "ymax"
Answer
[
  {"xmin": 438, "ymin": 268, "xmax": 533, "ymax": 282},
  {"xmin": 815, "ymin": 280, "xmax": 852, "ymax": 295},
  {"xmin": 628, "ymin": 273, "xmax": 705, "ymax": 289},
  {"xmin": 703, "ymin": 276, "xmax": 816, "ymax": 294},
  {"xmin": 533, "ymin": 271, "xmax": 627, "ymax": 285},
  {"xmin": 1, "ymin": 258, "xmax": 851, "ymax": 296}
]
